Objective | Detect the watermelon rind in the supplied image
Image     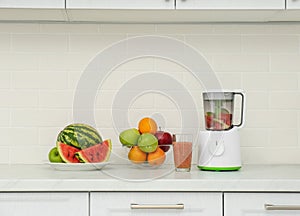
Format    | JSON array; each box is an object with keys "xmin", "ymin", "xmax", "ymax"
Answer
[
  {"xmin": 57, "ymin": 123, "xmax": 102, "ymax": 149},
  {"xmin": 57, "ymin": 141, "xmax": 81, "ymax": 163},
  {"xmin": 76, "ymin": 139, "xmax": 112, "ymax": 163}
]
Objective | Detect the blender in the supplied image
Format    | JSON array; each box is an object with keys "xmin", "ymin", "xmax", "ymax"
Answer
[{"xmin": 197, "ymin": 90, "xmax": 245, "ymax": 171}]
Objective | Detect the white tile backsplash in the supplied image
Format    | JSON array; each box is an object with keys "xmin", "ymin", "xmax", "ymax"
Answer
[
  {"xmin": 213, "ymin": 23, "xmax": 273, "ymax": 34},
  {"xmin": 39, "ymin": 91, "xmax": 74, "ymax": 108},
  {"xmin": 0, "ymin": 109, "xmax": 10, "ymax": 127},
  {"xmin": 0, "ymin": 71, "xmax": 10, "ymax": 89},
  {"xmin": 212, "ymin": 54, "xmax": 269, "ymax": 72},
  {"xmin": 240, "ymin": 128, "xmax": 269, "ymax": 147},
  {"xmin": 246, "ymin": 110, "xmax": 298, "ymax": 128},
  {"xmin": 268, "ymin": 129, "xmax": 298, "ymax": 147},
  {"xmin": 270, "ymin": 54, "xmax": 300, "ymax": 72},
  {"xmin": 270, "ymin": 92, "xmax": 300, "ymax": 109},
  {"xmin": 8, "ymin": 128, "xmax": 39, "ymax": 147},
  {"xmin": 156, "ymin": 24, "xmax": 213, "ymax": 34},
  {"xmin": 0, "ymin": 53, "xmax": 38, "ymax": 70},
  {"xmin": 185, "ymin": 35, "xmax": 242, "ymax": 54},
  {"xmin": 12, "ymin": 71, "xmax": 68, "ymax": 90},
  {"xmin": 0, "ymin": 34, "xmax": 10, "ymax": 52},
  {"xmin": 0, "ymin": 22, "xmax": 300, "ymax": 164},
  {"xmin": 0, "ymin": 23, "xmax": 39, "ymax": 33},
  {"xmin": 243, "ymin": 73, "xmax": 298, "ymax": 91},
  {"xmin": 69, "ymin": 34, "xmax": 126, "ymax": 53},
  {"xmin": 40, "ymin": 23, "xmax": 99, "ymax": 34},
  {"xmin": 12, "ymin": 34, "xmax": 69, "ymax": 53},
  {"xmin": 0, "ymin": 90, "xmax": 39, "ymax": 108},
  {"xmin": 242, "ymin": 35, "xmax": 299, "ymax": 54},
  {"xmin": 11, "ymin": 109, "xmax": 70, "ymax": 127},
  {"xmin": 100, "ymin": 24, "xmax": 155, "ymax": 34}
]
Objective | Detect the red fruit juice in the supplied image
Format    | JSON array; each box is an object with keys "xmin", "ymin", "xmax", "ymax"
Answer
[{"xmin": 173, "ymin": 142, "xmax": 192, "ymax": 169}]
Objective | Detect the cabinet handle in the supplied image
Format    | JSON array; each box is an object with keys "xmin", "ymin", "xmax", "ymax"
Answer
[
  {"xmin": 265, "ymin": 204, "xmax": 300, "ymax": 210},
  {"xmin": 131, "ymin": 203, "xmax": 184, "ymax": 210}
]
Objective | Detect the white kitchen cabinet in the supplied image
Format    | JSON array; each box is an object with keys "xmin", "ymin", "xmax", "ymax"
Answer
[
  {"xmin": 0, "ymin": 0, "xmax": 64, "ymax": 9},
  {"xmin": 176, "ymin": 0, "xmax": 285, "ymax": 9},
  {"xmin": 66, "ymin": 0, "xmax": 175, "ymax": 22},
  {"xmin": 65, "ymin": 0, "xmax": 285, "ymax": 22},
  {"xmin": 0, "ymin": 192, "xmax": 88, "ymax": 216},
  {"xmin": 66, "ymin": 0, "xmax": 175, "ymax": 9},
  {"xmin": 90, "ymin": 192, "xmax": 222, "ymax": 215},
  {"xmin": 0, "ymin": 0, "xmax": 66, "ymax": 21},
  {"xmin": 287, "ymin": 0, "xmax": 300, "ymax": 9},
  {"xmin": 225, "ymin": 193, "xmax": 300, "ymax": 216}
]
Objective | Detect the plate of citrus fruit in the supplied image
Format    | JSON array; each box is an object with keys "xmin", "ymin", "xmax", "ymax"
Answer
[{"xmin": 119, "ymin": 117, "xmax": 173, "ymax": 168}]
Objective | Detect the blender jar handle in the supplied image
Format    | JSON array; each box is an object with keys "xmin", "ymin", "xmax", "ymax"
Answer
[{"xmin": 233, "ymin": 92, "xmax": 245, "ymax": 128}]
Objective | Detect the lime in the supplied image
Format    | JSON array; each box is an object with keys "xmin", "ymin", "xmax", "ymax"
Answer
[{"xmin": 137, "ymin": 133, "xmax": 158, "ymax": 153}]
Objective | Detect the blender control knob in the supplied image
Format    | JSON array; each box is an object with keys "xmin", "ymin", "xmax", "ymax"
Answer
[{"xmin": 209, "ymin": 140, "xmax": 225, "ymax": 156}]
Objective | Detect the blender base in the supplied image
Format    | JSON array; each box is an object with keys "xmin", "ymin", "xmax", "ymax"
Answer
[
  {"xmin": 197, "ymin": 128, "xmax": 242, "ymax": 172},
  {"xmin": 197, "ymin": 165, "xmax": 241, "ymax": 171}
]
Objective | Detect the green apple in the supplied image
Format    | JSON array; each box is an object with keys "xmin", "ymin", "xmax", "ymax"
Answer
[
  {"xmin": 48, "ymin": 147, "xmax": 64, "ymax": 163},
  {"xmin": 137, "ymin": 133, "xmax": 158, "ymax": 153},
  {"xmin": 119, "ymin": 128, "xmax": 140, "ymax": 147}
]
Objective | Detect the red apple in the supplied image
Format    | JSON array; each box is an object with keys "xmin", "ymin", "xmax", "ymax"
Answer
[{"xmin": 155, "ymin": 130, "xmax": 173, "ymax": 152}]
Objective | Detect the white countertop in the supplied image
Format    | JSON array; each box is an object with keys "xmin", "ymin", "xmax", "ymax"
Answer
[{"xmin": 0, "ymin": 164, "xmax": 300, "ymax": 192}]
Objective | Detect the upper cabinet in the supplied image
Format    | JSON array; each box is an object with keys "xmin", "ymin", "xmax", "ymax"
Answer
[
  {"xmin": 66, "ymin": 0, "xmax": 175, "ymax": 9},
  {"xmin": 3, "ymin": 0, "xmax": 300, "ymax": 22},
  {"xmin": 65, "ymin": 0, "xmax": 286, "ymax": 22},
  {"xmin": 66, "ymin": 0, "xmax": 175, "ymax": 22},
  {"xmin": 287, "ymin": 0, "xmax": 300, "ymax": 9},
  {"xmin": 0, "ymin": 0, "xmax": 65, "ymax": 9},
  {"xmin": 270, "ymin": 0, "xmax": 300, "ymax": 20},
  {"xmin": 0, "ymin": 0, "xmax": 66, "ymax": 21},
  {"xmin": 176, "ymin": 0, "xmax": 285, "ymax": 9}
]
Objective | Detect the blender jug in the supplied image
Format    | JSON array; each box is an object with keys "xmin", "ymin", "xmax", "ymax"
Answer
[{"xmin": 203, "ymin": 91, "xmax": 244, "ymax": 131}]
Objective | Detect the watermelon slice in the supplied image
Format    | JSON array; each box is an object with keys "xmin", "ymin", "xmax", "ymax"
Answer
[
  {"xmin": 76, "ymin": 139, "xmax": 112, "ymax": 163},
  {"xmin": 57, "ymin": 142, "xmax": 80, "ymax": 163}
]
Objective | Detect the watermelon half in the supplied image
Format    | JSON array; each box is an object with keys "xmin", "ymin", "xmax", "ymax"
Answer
[
  {"xmin": 76, "ymin": 139, "xmax": 112, "ymax": 163},
  {"xmin": 57, "ymin": 142, "xmax": 80, "ymax": 163}
]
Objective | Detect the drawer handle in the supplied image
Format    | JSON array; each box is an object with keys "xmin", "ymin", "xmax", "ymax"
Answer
[
  {"xmin": 265, "ymin": 204, "xmax": 300, "ymax": 210},
  {"xmin": 131, "ymin": 203, "xmax": 184, "ymax": 210}
]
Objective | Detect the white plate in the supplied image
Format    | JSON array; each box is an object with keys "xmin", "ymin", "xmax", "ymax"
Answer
[{"xmin": 48, "ymin": 162, "xmax": 109, "ymax": 171}]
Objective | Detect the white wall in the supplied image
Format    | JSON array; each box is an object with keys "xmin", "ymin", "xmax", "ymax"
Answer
[{"xmin": 0, "ymin": 23, "xmax": 299, "ymax": 164}]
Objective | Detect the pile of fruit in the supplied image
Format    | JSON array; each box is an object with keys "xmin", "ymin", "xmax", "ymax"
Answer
[
  {"xmin": 119, "ymin": 117, "xmax": 173, "ymax": 166},
  {"xmin": 48, "ymin": 123, "xmax": 112, "ymax": 163}
]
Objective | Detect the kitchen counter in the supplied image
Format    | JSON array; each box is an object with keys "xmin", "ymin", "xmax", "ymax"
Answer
[{"xmin": 0, "ymin": 164, "xmax": 300, "ymax": 192}]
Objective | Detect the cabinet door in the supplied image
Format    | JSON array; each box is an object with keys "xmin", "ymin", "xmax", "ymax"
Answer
[
  {"xmin": 66, "ymin": 0, "xmax": 175, "ymax": 9},
  {"xmin": 0, "ymin": 192, "xmax": 88, "ymax": 216},
  {"xmin": 91, "ymin": 192, "xmax": 222, "ymax": 216},
  {"xmin": 225, "ymin": 193, "xmax": 300, "ymax": 216},
  {"xmin": 287, "ymin": 0, "xmax": 300, "ymax": 9},
  {"xmin": 176, "ymin": 0, "xmax": 284, "ymax": 9},
  {"xmin": 0, "ymin": 0, "xmax": 64, "ymax": 8}
]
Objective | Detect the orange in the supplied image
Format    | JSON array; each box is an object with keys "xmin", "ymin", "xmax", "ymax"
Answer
[
  {"xmin": 128, "ymin": 146, "xmax": 147, "ymax": 164},
  {"xmin": 147, "ymin": 147, "xmax": 166, "ymax": 166},
  {"xmin": 138, "ymin": 117, "xmax": 158, "ymax": 134}
]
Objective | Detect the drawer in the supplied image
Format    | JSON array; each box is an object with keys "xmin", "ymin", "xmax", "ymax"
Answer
[
  {"xmin": 225, "ymin": 193, "xmax": 300, "ymax": 216},
  {"xmin": 0, "ymin": 192, "xmax": 88, "ymax": 216},
  {"xmin": 91, "ymin": 192, "xmax": 222, "ymax": 216}
]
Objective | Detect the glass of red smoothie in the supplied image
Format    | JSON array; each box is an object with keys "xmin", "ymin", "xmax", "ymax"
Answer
[{"xmin": 172, "ymin": 134, "xmax": 193, "ymax": 172}]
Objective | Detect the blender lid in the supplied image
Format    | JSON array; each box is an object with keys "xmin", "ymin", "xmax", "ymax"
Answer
[{"xmin": 203, "ymin": 91, "xmax": 234, "ymax": 100}]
